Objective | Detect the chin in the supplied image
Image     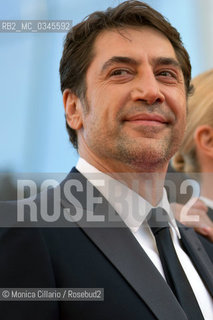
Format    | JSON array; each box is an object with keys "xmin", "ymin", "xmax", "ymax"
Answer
[{"xmin": 120, "ymin": 137, "xmax": 179, "ymax": 168}]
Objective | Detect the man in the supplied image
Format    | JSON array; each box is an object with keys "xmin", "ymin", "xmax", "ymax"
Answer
[{"xmin": 0, "ymin": 1, "xmax": 212, "ymax": 319}]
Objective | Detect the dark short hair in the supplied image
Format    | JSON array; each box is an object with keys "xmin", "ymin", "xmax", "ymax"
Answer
[{"xmin": 60, "ymin": 0, "xmax": 192, "ymax": 149}]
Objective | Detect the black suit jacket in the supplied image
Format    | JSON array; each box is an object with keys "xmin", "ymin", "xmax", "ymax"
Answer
[{"xmin": 0, "ymin": 167, "xmax": 213, "ymax": 320}]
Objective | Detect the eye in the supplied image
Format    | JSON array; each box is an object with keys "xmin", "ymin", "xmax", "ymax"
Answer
[
  {"xmin": 157, "ymin": 70, "xmax": 177, "ymax": 78},
  {"xmin": 110, "ymin": 69, "xmax": 130, "ymax": 76}
]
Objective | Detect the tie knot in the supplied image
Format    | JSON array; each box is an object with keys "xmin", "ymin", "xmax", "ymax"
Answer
[{"xmin": 147, "ymin": 207, "xmax": 169, "ymax": 235}]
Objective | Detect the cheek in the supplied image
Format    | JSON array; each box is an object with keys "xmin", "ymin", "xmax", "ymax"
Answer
[
  {"xmin": 166, "ymin": 91, "xmax": 186, "ymax": 121},
  {"xmin": 176, "ymin": 101, "xmax": 187, "ymax": 125},
  {"xmin": 87, "ymin": 83, "xmax": 134, "ymax": 124},
  {"xmin": 89, "ymin": 95, "xmax": 119, "ymax": 122}
]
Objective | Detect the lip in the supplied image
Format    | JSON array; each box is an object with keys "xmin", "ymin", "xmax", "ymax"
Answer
[{"xmin": 124, "ymin": 113, "xmax": 169, "ymax": 124}]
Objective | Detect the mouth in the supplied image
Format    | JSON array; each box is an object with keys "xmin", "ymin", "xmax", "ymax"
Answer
[{"xmin": 124, "ymin": 113, "xmax": 170, "ymax": 126}]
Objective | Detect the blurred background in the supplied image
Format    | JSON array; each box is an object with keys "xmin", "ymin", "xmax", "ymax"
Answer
[{"xmin": 0, "ymin": 0, "xmax": 213, "ymax": 199}]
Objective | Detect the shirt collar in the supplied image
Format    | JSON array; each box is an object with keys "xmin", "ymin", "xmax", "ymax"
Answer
[{"xmin": 76, "ymin": 157, "xmax": 180, "ymax": 238}]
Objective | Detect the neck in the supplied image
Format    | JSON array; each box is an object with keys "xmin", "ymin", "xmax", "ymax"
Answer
[
  {"xmin": 200, "ymin": 172, "xmax": 213, "ymax": 201},
  {"xmin": 109, "ymin": 171, "xmax": 166, "ymax": 206},
  {"xmin": 79, "ymin": 146, "xmax": 168, "ymax": 206}
]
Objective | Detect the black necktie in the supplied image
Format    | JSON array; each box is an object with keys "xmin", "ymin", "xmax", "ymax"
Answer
[{"xmin": 147, "ymin": 207, "xmax": 204, "ymax": 320}]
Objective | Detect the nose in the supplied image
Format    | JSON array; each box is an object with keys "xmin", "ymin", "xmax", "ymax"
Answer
[{"xmin": 131, "ymin": 70, "xmax": 165, "ymax": 105}]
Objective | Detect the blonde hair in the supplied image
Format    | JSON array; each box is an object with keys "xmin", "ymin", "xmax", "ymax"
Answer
[{"xmin": 172, "ymin": 69, "xmax": 213, "ymax": 173}]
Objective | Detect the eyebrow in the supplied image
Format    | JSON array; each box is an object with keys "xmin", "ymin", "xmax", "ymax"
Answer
[
  {"xmin": 154, "ymin": 57, "xmax": 181, "ymax": 69},
  {"xmin": 100, "ymin": 56, "xmax": 181, "ymax": 73},
  {"xmin": 101, "ymin": 56, "xmax": 139, "ymax": 73}
]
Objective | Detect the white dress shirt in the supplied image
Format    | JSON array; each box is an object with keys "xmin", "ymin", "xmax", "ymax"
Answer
[{"xmin": 76, "ymin": 157, "xmax": 213, "ymax": 319}]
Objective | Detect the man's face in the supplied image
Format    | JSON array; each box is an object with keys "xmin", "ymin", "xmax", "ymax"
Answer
[{"xmin": 77, "ymin": 26, "xmax": 187, "ymax": 172}]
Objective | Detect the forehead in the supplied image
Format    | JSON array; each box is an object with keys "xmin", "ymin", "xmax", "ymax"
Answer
[{"xmin": 90, "ymin": 26, "xmax": 177, "ymax": 67}]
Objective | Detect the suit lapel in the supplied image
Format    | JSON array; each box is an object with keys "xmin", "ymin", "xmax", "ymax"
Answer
[
  {"xmin": 60, "ymin": 168, "xmax": 188, "ymax": 320},
  {"xmin": 179, "ymin": 224, "xmax": 213, "ymax": 296}
]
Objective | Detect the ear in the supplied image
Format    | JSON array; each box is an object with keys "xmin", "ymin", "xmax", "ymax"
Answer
[
  {"xmin": 63, "ymin": 89, "xmax": 83, "ymax": 130},
  {"xmin": 194, "ymin": 125, "xmax": 213, "ymax": 158}
]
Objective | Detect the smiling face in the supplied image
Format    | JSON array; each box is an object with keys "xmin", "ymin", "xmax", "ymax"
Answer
[{"xmin": 66, "ymin": 26, "xmax": 187, "ymax": 173}]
